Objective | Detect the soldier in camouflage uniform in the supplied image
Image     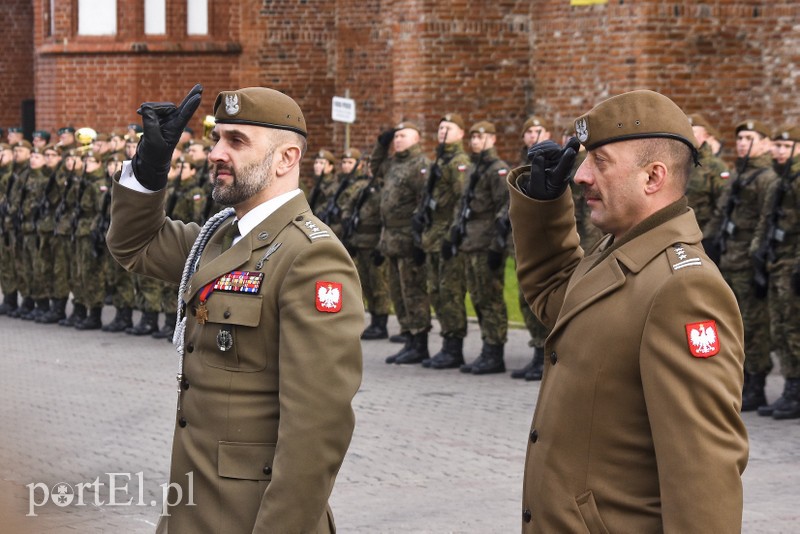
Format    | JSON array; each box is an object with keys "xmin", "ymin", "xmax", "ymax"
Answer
[
  {"xmin": 440, "ymin": 121, "xmax": 510, "ymax": 373},
  {"xmin": 32, "ymin": 130, "xmax": 51, "ymax": 151},
  {"xmin": 339, "ymin": 149, "xmax": 391, "ymax": 339},
  {"xmin": 0, "ymin": 143, "xmax": 18, "ymax": 314},
  {"xmin": 55, "ymin": 150, "xmax": 87, "ymax": 327},
  {"xmin": 57, "ymin": 126, "xmax": 78, "ymax": 152},
  {"xmin": 705, "ymin": 120, "xmax": 779, "ymax": 411},
  {"xmin": 750, "ymin": 125, "xmax": 800, "ymax": 419},
  {"xmin": 307, "ymin": 150, "xmax": 337, "ymax": 216},
  {"xmin": 372, "ymin": 121, "xmax": 432, "ymax": 363},
  {"xmin": 687, "ymin": 114, "xmax": 731, "ymax": 238},
  {"xmin": 510, "ymin": 116, "xmax": 553, "ymax": 380},
  {"xmin": 410, "ymin": 113, "xmax": 470, "ymax": 368},
  {"xmin": 6, "ymin": 141, "xmax": 34, "ymax": 318}
]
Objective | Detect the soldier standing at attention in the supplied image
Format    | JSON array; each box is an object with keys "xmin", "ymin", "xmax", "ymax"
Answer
[
  {"xmin": 686, "ymin": 113, "xmax": 730, "ymax": 237},
  {"xmin": 307, "ymin": 149, "xmax": 336, "ymax": 215},
  {"xmin": 0, "ymin": 143, "xmax": 19, "ymax": 315},
  {"xmin": 37, "ymin": 144, "xmax": 69, "ymax": 323},
  {"xmin": 510, "ymin": 90, "xmax": 748, "ymax": 532},
  {"xmin": 510, "ymin": 116, "xmax": 553, "ymax": 380},
  {"xmin": 372, "ymin": 121, "xmax": 431, "ymax": 364},
  {"xmin": 437, "ymin": 121, "xmax": 509, "ymax": 372},
  {"xmin": 56, "ymin": 150, "xmax": 87, "ymax": 327},
  {"xmin": 107, "ymin": 85, "xmax": 362, "ymax": 533},
  {"xmin": 705, "ymin": 120, "xmax": 778, "ymax": 411},
  {"xmin": 414, "ymin": 113, "xmax": 470, "ymax": 368},
  {"xmin": 6, "ymin": 141, "xmax": 33, "ymax": 318},
  {"xmin": 751, "ymin": 125, "xmax": 800, "ymax": 420}
]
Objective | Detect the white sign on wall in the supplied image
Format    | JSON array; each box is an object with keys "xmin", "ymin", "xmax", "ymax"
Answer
[{"xmin": 332, "ymin": 97, "xmax": 356, "ymax": 124}]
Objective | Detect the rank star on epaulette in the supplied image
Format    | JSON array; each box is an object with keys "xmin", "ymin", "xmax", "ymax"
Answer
[
  {"xmin": 213, "ymin": 270, "xmax": 264, "ymax": 294},
  {"xmin": 686, "ymin": 320, "xmax": 720, "ymax": 358},
  {"xmin": 315, "ymin": 281, "xmax": 343, "ymax": 313}
]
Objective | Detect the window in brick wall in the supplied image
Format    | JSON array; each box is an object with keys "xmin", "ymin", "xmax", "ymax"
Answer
[
  {"xmin": 77, "ymin": 0, "xmax": 117, "ymax": 36},
  {"xmin": 187, "ymin": 0, "xmax": 208, "ymax": 36},
  {"xmin": 145, "ymin": 0, "xmax": 166, "ymax": 35},
  {"xmin": 46, "ymin": 0, "xmax": 55, "ymax": 37}
]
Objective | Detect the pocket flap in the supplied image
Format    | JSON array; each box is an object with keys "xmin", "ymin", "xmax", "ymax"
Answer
[
  {"xmin": 218, "ymin": 441, "xmax": 276, "ymax": 480},
  {"xmin": 207, "ymin": 294, "xmax": 263, "ymax": 327}
]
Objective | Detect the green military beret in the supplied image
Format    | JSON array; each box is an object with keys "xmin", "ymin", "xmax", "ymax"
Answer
[
  {"xmin": 771, "ymin": 125, "xmax": 800, "ymax": 142},
  {"xmin": 8, "ymin": 127, "xmax": 23, "ymax": 134},
  {"xmin": 522, "ymin": 116, "xmax": 549, "ymax": 134},
  {"xmin": 440, "ymin": 113, "xmax": 465, "ymax": 131},
  {"xmin": 213, "ymin": 87, "xmax": 307, "ymax": 137},
  {"xmin": 341, "ymin": 148, "xmax": 362, "ymax": 160},
  {"xmin": 394, "ymin": 120, "xmax": 420, "ymax": 134},
  {"xmin": 32, "ymin": 130, "xmax": 51, "ymax": 142},
  {"xmin": 469, "ymin": 121, "xmax": 496, "ymax": 135},
  {"xmin": 57, "ymin": 126, "xmax": 75, "ymax": 135},
  {"xmin": 13, "ymin": 140, "xmax": 32, "ymax": 150},
  {"xmin": 574, "ymin": 90, "xmax": 698, "ymax": 153},
  {"xmin": 127, "ymin": 123, "xmax": 143, "ymax": 134},
  {"xmin": 735, "ymin": 119, "xmax": 770, "ymax": 138},
  {"xmin": 315, "ymin": 149, "xmax": 336, "ymax": 164}
]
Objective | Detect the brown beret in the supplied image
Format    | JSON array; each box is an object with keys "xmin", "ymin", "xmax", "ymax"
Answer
[
  {"xmin": 213, "ymin": 87, "xmax": 307, "ymax": 137},
  {"xmin": 469, "ymin": 121, "xmax": 496, "ymax": 135},
  {"xmin": 315, "ymin": 149, "xmax": 336, "ymax": 164},
  {"xmin": 13, "ymin": 140, "xmax": 32, "ymax": 150},
  {"xmin": 31, "ymin": 146, "xmax": 45, "ymax": 155},
  {"xmin": 94, "ymin": 132, "xmax": 111, "ymax": 142},
  {"xmin": 771, "ymin": 125, "xmax": 800, "ymax": 142},
  {"xmin": 43, "ymin": 144, "xmax": 61, "ymax": 154},
  {"xmin": 0, "ymin": 143, "xmax": 11, "ymax": 151},
  {"xmin": 735, "ymin": 119, "xmax": 770, "ymax": 138},
  {"xmin": 522, "ymin": 116, "xmax": 549, "ymax": 135},
  {"xmin": 688, "ymin": 113, "xmax": 722, "ymax": 141},
  {"xmin": 574, "ymin": 90, "xmax": 698, "ymax": 152},
  {"xmin": 341, "ymin": 148, "xmax": 362, "ymax": 160},
  {"xmin": 440, "ymin": 113, "xmax": 465, "ymax": 131},
  {"xmin": 395, "ymin": 120, "xmax": 421, "ymax": 134}
]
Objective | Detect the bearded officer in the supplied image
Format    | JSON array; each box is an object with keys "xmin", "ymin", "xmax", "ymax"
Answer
[
  {"xmin": 107, "ymin": 85, "xmax": 363, "ymax": 533},
  {"xmin": 509, "ymin": 90, "xmax": 748, "ymax": 532}
]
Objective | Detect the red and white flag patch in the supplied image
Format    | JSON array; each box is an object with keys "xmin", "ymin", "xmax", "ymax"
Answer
[
  {"xmin": 315, "ymin": 281, "xmax": 343, "ymax": 313},
  {"xmin": 685, "ymin": 320, "xmax": 720, "ymax": 358}
]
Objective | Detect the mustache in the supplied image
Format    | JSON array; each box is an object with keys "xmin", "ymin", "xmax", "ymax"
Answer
[{"xmin": 211, "ymin": 163, "xmax": 235, "ymax": 180}]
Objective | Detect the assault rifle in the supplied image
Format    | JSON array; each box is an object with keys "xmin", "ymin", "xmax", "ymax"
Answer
[
  {"xmin": 53, "ymin": 170, "xmax": 75, "ymax": 230},
  {"xmin": 412, "ymin": 129, "xmax": 449, "ymax": 247},
  {"xmin": 70, "ymin": 171, "xmax": 88, "ymax": 243},
  {"xmin": 34, "ymin": 159, "xmax": 66, "ymax": 232},
  {"xmin": 12, "ymin": 171, "xmax": 29, "ymax": 237},
  {"xmin": 307, "ymin": 172, "xmax": 326, "ymax": 214},
  {"xmin": 342, "ymin": 168, "xmax": 377, "ymax": 244},
  {"xmin": 449, "ymin": 149, "xmax": 486, "ymax": 258},
  {"xmin": 91, "ymin": 175, "xmax": 113, "ymax": 258},
  {"xmin": 712, "ymin": 139, "xmax": 756, "ymax": 259},
  {"xmin": 320, "ymin": 164, "xmax": 359, "ymax": 226},
  {"xmin": 0, "ymin": 170, "xmax": 17, "ymax": 241}
]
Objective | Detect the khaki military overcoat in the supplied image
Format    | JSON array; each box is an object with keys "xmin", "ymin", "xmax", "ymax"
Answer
[
  {"xmin": 107, "ymin": 180, "xmax": 363, "ymax": 534},
  {"xmin": 508, "ymin": 167, "xmax": 748, "ymax": 533}
]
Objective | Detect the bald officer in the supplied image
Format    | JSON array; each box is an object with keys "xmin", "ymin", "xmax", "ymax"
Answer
[
  {"xmin": 107, "ymin": 85, "xmax": 363, "ymax": 533},
  {"xmin": 508, "ymin": 90, "xmax": 748, "ymax": 532}
]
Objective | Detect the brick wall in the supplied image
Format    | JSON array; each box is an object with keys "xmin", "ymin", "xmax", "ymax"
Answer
[
  {"xmin": 0, "ymin": 0, "xmax": 34, "ymax": 131},
  {"xmin": 2, "ymin": 0, "xmax": 798, "ymax": 167}
]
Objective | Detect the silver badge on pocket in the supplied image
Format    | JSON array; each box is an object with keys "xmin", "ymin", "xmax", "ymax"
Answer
[{"xmin": 217, "ymin": 328, "xmax": 234, "ymax": 352}]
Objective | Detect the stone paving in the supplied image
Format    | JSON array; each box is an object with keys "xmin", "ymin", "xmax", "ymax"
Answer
[{"xmin": 0, "ymin": 308, "xmax": 798, "ymax": 533}]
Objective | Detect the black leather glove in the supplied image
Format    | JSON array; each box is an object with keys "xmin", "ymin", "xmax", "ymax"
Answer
[
  {"xmin": 487, "ymin": 250, "xmax": 504, "ymax": 270},
  {"xmin": 520, "ymin": 137, "xmax": 580, "ymax": 200},
  {"xmin": 412, "ymin": 246, "xmax": 426, "ymax": 266},
  {"xmin": 441, "ymin": 240, "xmax": 454, "ymax": 260},
  {"xmin": 792, "ymin": 265, "xmax": 800, "ymax": 296},
  {"xmin": 132, "ymin": 84, "xmax": 203, "ymax": 190},
  {"xmin": 377, "ymin": 128, "xmax": 397, "ymax": 148},
  {"xmin": 371, "ymin": 249, "xmax": 385, "ymax": 266}
]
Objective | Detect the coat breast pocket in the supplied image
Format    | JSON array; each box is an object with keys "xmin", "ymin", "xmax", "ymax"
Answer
[{"xmin": 199, "ymin": 293, "xmax": 268, "ymax": 372}]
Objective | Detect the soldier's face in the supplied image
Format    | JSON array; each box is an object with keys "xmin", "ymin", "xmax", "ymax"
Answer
[
  {"xmin": 438, "ymin": 122, "xmax": 463, "ymax": 144},
  {"xmin": 7, "ymin": 132, "xmax": 22, "ymax": 145},
  {"xmin": 0, "ymin": 149, "xmax": 12, "ymax": 165},
  {"xmin": 187, "ymin": 144, "xmax": 207, "ymax": 163},
  {"xmin": 341, "ymin": 158, "xmax": 357, "ymax": 174},
  {"xmin": 524, "ymin": 126, "xmax": 550, "ymax": 149},
  {"xmin": 44, "ymin": 151, "xmax": 61, "ymax": 169},
  {"xmin": 93, "ymin": 140, "xmax": 108, "ymax": 154},
  {"xmin": 470, "ymin": 132, "xmax": 495, "ymax": 153},
  {"xmin": 573, "ymin": 140, "xmax": 651, "ymax": 239},
  {"xmin": 180, "ymin": 162, "xmax": 196, "ymax": 181},
  {"xmin": 313, "ymin": 158, "xmax": 331, "ymax": 176},
  {"xmin": 29, "ymin": 153, "xmax": 45, "ymax": 170},
  {"xmin": 692, "ymin": 126, "xmax": 709, "ymax": 146},
  {"xmin": 736, "ymin": 131, "xmax": 770, "ymax": 158},
  {"xmin": 60, "ymin": 132, "xmax": 75, "ymax": 146},
  {"xmin": 772, "ymin": 140, "xmax": 796, "ymax": 165},
  {"xmin": 32, "ymin": 137, "xmax": 48, "ymax": 149},
  {"xmin": 125, "ymin": 142, "xmax": 138, "ymax": 159},
  {"xmin": 208, "ymin": 124, "xmax": 275, "ymax": 207},
  {"xmin": 393, "ymin": 128, "xmax": 419, "ymax": 153},
  {"xmin": 13, "ymin": 147, "xmax": 30, "ymax": 164}
]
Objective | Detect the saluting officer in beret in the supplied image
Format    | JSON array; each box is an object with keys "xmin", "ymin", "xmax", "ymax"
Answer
[
  {"xmin": 508, "ymin": 90, "xmax": 748, "ymax": 532},
  {"xmin": 107, "ymin": 85, "xmax": 363, "ymax": 533}
]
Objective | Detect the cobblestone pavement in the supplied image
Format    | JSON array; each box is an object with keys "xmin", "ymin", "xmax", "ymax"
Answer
[{"xmin": 0, "ymin": 307, "xmax": 798, "ymax": 533}]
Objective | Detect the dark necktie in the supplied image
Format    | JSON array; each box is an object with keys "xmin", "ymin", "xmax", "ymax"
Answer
[{"xmin": 221, "ymin": 220, "xmax": 240, "ymax": 251}]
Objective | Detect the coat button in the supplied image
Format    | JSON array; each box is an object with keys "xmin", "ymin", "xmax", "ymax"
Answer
[
  {"xmin": 181, "ymin": 378, "xmax": 190, "ymax": 390},
  {"xmin": 223, "ymin": 311, "xmax": 231, "ymax": 319},
  {"xmin": 179, "ymin": 417, "xmax": 187, "ymax": 428},
  {"xmin": 529, "ymin": 429, "xmax": 538, "ymax": 443},
  {"xmin": 263, "ymin": 466, "xmax": 272, "ymax": 475},
  {"xmin": 523, "ymin": 508, "xmax": 532, "ymax": 523},
  {"xmin": 550, "ymin": 351, "xmax": 558, "ymax": 365},
  {"xmin": 187, "ymin": 343, "xmax": 194, "ymax": 353}
]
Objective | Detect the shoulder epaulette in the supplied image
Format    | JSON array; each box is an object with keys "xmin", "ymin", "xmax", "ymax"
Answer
[
  {"xmin": 292, "ymin": 214, "xmax": 331, "ymax": 242},
  {"xmin": 666, "ymin": 243, "xmax": 703, "ymax": 272}
]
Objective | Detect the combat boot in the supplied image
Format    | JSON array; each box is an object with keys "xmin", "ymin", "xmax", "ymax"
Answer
[
  {"xmin": 60, "ymin": 302, "xmax": 86, "ymax": 327},
  {"xmin": 385, "ymin": 335, "xmax": 412, "ymax": 364},
  {"xmin": 772, "ymin": 378, "xmax": 800, "ymax": 420},
  {"xmin": 102, "ymin": 307, "xmax": 133, "ymax": 332},
  {"xmin": 152, "ymin": 312, "xmax": 177, "ymax": 340},
  {"xmin": 75, "ymin": 307, "xmax": 103, "ymax": 330},
  {"xmin": 394, "ymin": 331, "xmax": 429, "ymax": 365},
  {"xmin": 471, "ymin": 343, "xmax": 506, "ymax": 375},
  {"xmin": 524, "ymin": 347, "xmax": 545, "ymax": 381},
  {"xmin": 10, "ymin": 296, "xmax": 34, "ymax": 319},
  {"xmin": 741, "ymin": 372, "xmax": 767, "ymax": 412},
  {"xmin": 24, "ymin": 298, "xmax": 50, "ymax": 321},
  {"xmin": 38, "ymin": 298, "xmax": 67, "ymax": 324},
  {"xmin": 126, "ymin": 311, "xmax": 160, "ymax": 335},
  {"xmin": 0, "ymin": 291, "xmax": 18, "ymax": 315},
  {"xmin": 361, "ymin": 314, "xmax": 388, "ymax": 340},
  {"xmin": 389, "ymin": 331, "xmax": 410, "ymax": 344},
  {"xmin": 428, "ymin": 337, "xmax": 465, "ymax": 369}
]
